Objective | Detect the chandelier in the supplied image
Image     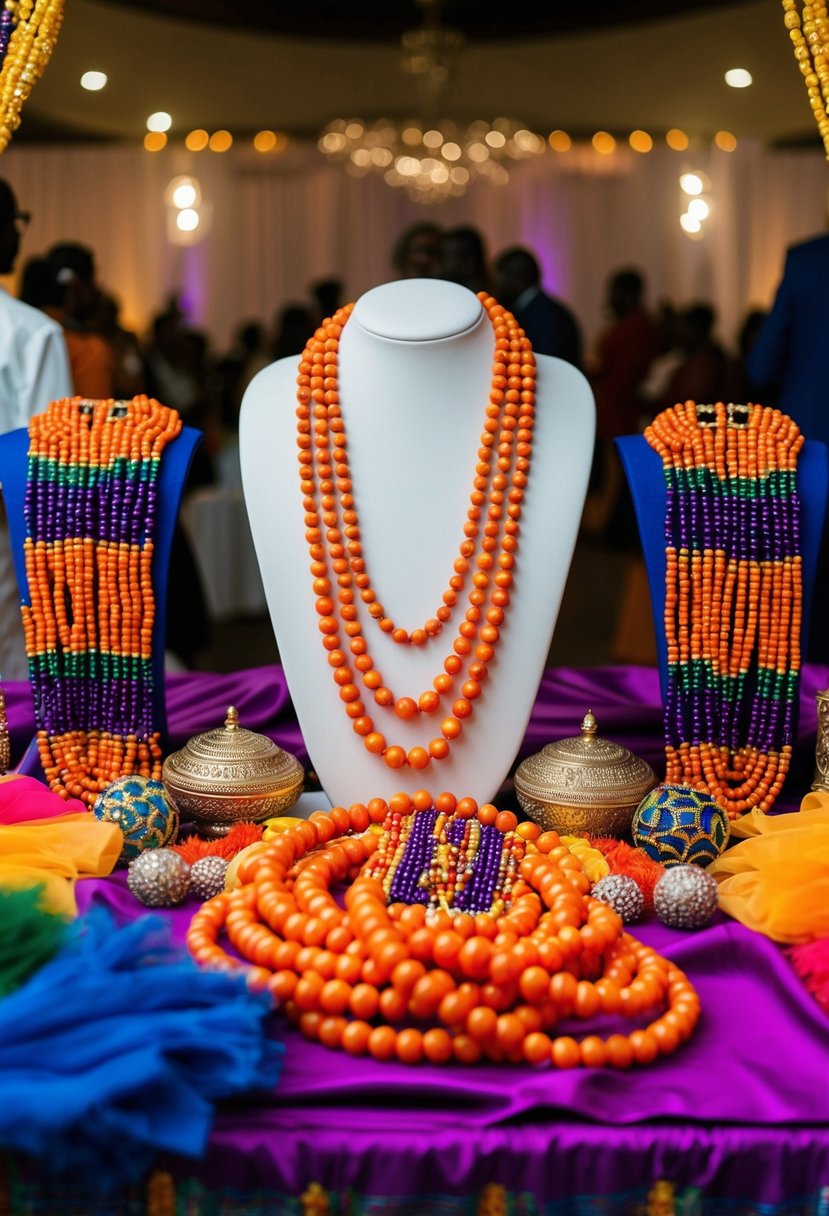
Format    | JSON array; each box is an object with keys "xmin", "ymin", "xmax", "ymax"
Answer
[{"xmin": 317, "ymin": 0, "xmax": 546, "ymax": 203}]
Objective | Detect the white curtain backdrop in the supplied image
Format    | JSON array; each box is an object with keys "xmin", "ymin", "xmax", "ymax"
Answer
[{"xmin": 1, "ymin": 137, "xmax": 826, "ymax": 359}]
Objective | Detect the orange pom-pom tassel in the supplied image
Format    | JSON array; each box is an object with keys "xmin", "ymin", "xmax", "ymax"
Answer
[
  {"xmin": 589, "ymin": 836, "xmax": 666, "ymax": 914},
  {"xmin": 172, "ymin": 821, "xmax": 264, "ymax": 866}
]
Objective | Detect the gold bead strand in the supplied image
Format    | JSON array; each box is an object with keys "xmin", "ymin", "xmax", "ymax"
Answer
[{"xmin": 783, "ymin": 0, "xmax": 829, "ymax": 157}]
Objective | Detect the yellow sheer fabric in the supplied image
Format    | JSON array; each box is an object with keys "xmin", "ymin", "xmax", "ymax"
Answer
[
  {"xmin": 0, "ymin": 815, "xmax": 123, "ymax": 916},
  {"xmin": 707, "ymin": 797, "xmax": 829, "ymax": 943},
  {"xmin": 0, "ymin": 775, "xmax": 122, "ymax": 916}
]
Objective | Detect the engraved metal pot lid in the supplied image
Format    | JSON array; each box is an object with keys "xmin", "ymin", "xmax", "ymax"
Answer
[
  {"xmin": 514, "ymin": 710, "xmax": 656, "ymax": 807},
  {"xmin": 162, "ymin": 706, "xmax": 304, "ymax": 796}
]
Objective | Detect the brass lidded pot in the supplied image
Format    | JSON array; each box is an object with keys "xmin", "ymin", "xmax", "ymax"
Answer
[
  {"xmin": 811, "ymin": 688, "xmax": 829, "ymax": 792},
  {"xmin": 162, "ymin": 706, "xmax": 304, "ymax": 837},
  {"xmin": 514, "ymin": 710, "xmax": 657, "ymax": 838}
]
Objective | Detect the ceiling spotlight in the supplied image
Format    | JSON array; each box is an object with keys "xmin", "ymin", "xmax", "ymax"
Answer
[
  {"xmin": 209, "ymin": 130, "xmax": 233, "ymax": 152},
  {"xmin": 147, "ymin": 111, "xmax": 172, "ymax": 133},
  {"xmin": 688, "ymin": 197, "xmax": 710, "ymax": 221},
  {"xmin": 714, "ymin": 130, "xmax": 738, "ymax": 152},
  {"xmin": 680, "ymin": 213, "xmax": 702, "ymax": 234},
  {"xmin": 666, "ymin": 129, "xmax": 689, "ymax": 151},
  {"xmin": 80, "ymin": 71, "xmax": 107, "ymax": 92},
  {"xmin": 165, "ymin": 175, "xmax": 201, "ymax": 210},
  {"xmin": 592, "ymin": 131, "xmax": 616, "ymax": 155},
  {"xmin": 185, "ymin": 129, "xmax": 209, "ymax": 152},
  {"xmin": 724, "ymin": 68, "xmax": 752, "ymax": 88},
  {"xmin": 680, "ymin": 172, "xmax": 707, "ymax": 195},
  {"xmin": 548, "ymin": 130, "xmax": 571, "ymax": 152},
  {"xmin": 176, "ymin": 209, "xmax": 200, "ymax": 233}
]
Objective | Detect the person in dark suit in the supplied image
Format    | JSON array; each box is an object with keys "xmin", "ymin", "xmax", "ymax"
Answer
[
  {"xmin": 441, "ymin": 225, "xmax": 494, "ymax": 295},
  {"xmin": 493, "ymin": 245, "xmax": 583, "ymax": 368},
  {"xmin": 746, "ymin": 231, "xmax": 829, "ymax": 661},
  {"xmin": 746, "ymin": 232, "xmax": 829, "ymax": 443}
]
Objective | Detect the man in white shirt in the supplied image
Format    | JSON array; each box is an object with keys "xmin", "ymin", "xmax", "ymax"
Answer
[{"xmin": 0, "ymin": 177, "xmax": 73, "ymax": 681}]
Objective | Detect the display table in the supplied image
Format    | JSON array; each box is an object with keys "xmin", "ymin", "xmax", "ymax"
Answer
[{"xmin": 5, "ymin": 664, "xmax": 829, "ymax": 1215}]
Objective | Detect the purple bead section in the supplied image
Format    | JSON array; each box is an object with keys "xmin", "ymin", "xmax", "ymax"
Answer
[
  {"xmin": 0, "ymin": 8, "xmax": 14, "ymax": 66},
  {"xmin": 446, "ymin": 814, "xmax": 467, "ymax": 847},
  {"xmin": 27, "ymin": 469, "xmax": 157, "ymax": 544},
  {"xmin": 387, "ymin": 809, "xmax": 437, "ymax": 905},
  {"xmin": 457, "ymin": 822, "xmax": 502, "ymax": 915},
  {"xmin": 35, "ymin": 675, "xmax": 152, "ymax": 738},
  {"xmin": 385, "ymin": 812, "xmax": 511, "ymax": 917}
]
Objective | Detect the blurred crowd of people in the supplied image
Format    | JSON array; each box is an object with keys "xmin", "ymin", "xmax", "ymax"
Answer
[
  {"xmin": 5, "ymin": 210, "xmax": 776, "ymax": 518},
  {"xmin": 1, "ymin": 177, "xmax": 822, "ymax": 672}
]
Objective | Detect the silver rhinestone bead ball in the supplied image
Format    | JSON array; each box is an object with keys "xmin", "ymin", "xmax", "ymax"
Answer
[
  {"xmin": 653, "ymin": 864, "xmax": 719, "ymax": 929},
  {"xmin": 189, "ymin": 855, "xmax": 229, "ymax": 901},
  {"xmin": 127, "ymin": 847, "xmax": 191, "ymax": 907},
  {"xmin": 591, "ymin": 873, "xmax": 644, "ymax": 923}
]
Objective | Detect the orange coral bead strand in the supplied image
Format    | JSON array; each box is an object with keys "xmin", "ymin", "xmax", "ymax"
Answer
[{"xmin": 296, "ymin": 297, "xmax": 534, "ymax": 770}]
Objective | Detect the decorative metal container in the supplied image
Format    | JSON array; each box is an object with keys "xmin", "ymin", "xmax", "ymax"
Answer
[
  {"xmin": 162, "ymin": 706, "xmax": 304, "ymax": 837},
  {"xmin": 812, "ymin": 688, "xmax": 829, "ymax": 792},
  {"xmin": 513, "ymin": 709, "xmax": 657, "ymax": 838}
]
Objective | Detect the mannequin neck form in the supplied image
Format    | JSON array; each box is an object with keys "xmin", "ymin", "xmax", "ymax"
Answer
[
  {"xmin": 240, "ymin": 278, "xmax": 597, "ymax": 807},
  {"xmin": 337, "ymin": 280, "xmax": 493, "ymax": 430},
  {"xmin": 350, "ymin": 277, "xmax": 484, "ymax": 343}
]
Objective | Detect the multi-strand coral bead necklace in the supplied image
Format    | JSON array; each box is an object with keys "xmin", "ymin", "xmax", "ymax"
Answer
[
  {"xmin": 22, "ymin": 396, "xmax": 182, "ymax": 803},
  {"xmin": 188, "ymin": 793, "xmax": 700, "ymax": 1069},
  {"xmin": 296, "ymin": 294, "xmax": 534, "ymax": 771},
  {"xmin": 644, "ymin": 400, "xmax": 803, "ymax": 817}
]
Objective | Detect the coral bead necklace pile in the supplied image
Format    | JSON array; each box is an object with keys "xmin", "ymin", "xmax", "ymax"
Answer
[
  {"xmin": 296, "ymin": 294, "xmax": 534, "ymax": 770},
  {"xmin": 22, "ymin": 396, "xmax": 182, "ymax": 803},
  {"xmin": 188, "ymin": 793, "xmax": 700, "ymax": 1069},
  {"xmin": 644, "ymin": 400, "xmax": 803, "ymax": 817}
]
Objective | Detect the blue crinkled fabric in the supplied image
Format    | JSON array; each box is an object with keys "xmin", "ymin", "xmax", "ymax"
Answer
[{"xmin": 0, "ymin": 907, "xmax": 284, "ymax": 1189}]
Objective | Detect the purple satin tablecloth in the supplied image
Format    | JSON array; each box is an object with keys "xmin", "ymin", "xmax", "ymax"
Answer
[{"xmin": 9, "ymin": 663, "xmax": 829, "ymax": 1208}]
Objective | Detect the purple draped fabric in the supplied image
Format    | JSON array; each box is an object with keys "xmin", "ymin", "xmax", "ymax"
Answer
[
  {"xmin": 77, "ymin": 870, "xmax": 829, "ymax": 1205},
  {"xmin": 10, "ymin": 660, "xmax": 828, "ymax": 806},
  {"xmin": 8, "ymin": 663, "xmax": 829, "ymax": 1204}
]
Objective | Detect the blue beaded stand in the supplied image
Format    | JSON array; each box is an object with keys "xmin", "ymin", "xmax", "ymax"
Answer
[
  {"xmin": 615, "ymin": 430, "xmax": 829, "ymax": 704},
  {"xmin": 0, "ymin": 419, "xmax": 202, "ymax": 778}
]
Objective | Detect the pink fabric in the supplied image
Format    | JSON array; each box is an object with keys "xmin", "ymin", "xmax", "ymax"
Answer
[{"xmin": 0, "ymin": 773, "xmax": 86, "ymax": 823}]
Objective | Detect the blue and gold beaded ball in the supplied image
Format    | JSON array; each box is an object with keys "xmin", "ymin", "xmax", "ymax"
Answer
[
  {"xmin": 631, "ymin": 783, "xmax": 729, "ymax": 868},
  {"xmin": 93, "ymin": 775, "xmax": 179, "ymax": 866}
]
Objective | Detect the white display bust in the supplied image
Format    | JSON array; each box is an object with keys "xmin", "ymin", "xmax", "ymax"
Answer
[{"xmin": 240, "ymin": 278, "xmax": 595, "ymax": 808}]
